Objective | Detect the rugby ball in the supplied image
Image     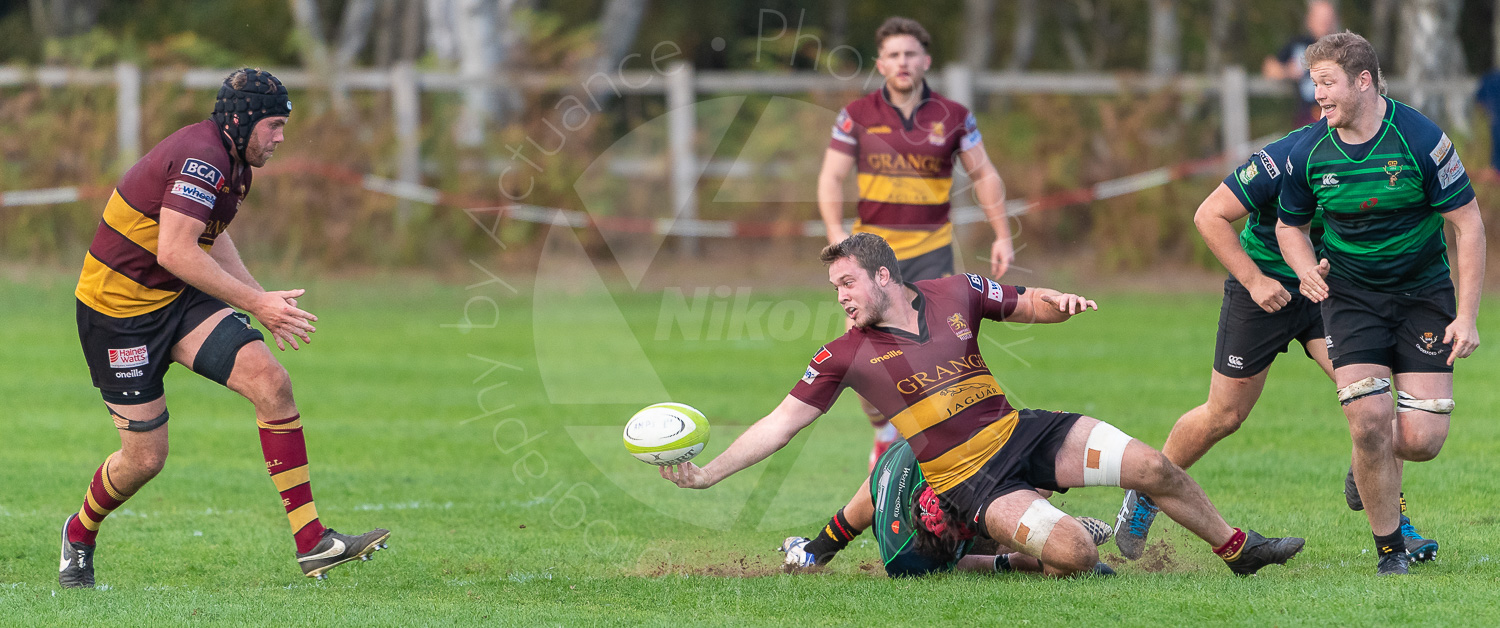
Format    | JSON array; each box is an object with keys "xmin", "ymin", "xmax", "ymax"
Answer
[{"xmin": 623, "ymin": 402, "xmax": 710, "ymax": 466}]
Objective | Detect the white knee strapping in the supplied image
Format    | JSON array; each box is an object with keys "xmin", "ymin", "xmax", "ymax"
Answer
[
  {"xmin": 1014, "ymin": 498, "xmax": 1067, "ymax": 555},
  {"xmin": 1082, "ymin": 421, "xmax": 1132, "ymax": 487},
  {"xmin": 1396, "ymin": 391, "xmax": 1455, "ymax": 414},
  {"xmin": 1337, "ymin": 377, "xmax": 1390, "ymax": 406}
]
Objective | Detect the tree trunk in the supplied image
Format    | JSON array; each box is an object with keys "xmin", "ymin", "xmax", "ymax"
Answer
[
  {"xmin": 960, "ymin": 0, "xmax": 995, "ymax": 70},
  {"xmin": 1147, "ymin": 0, "xmax": 1180, "ymax": 76},
  {"xmin": 1003, "ymin": 0, "xmax": 1038, "ymax": 71},
  {"xmin": 334, "ymin": 0, "xmax": 379, "ymax": 69},
  {"xmin": 593, "ymin": 0, "xmax": 650, "ymax": 75},
  {"xmin": 828, "ymin": 0, "xmax": 848, "ymax": 51},
  {"xmin": 1493, "ymin": 0, "xmax": 1500, "ymax": 68},
  {"xmin": 288, "ymin": 0, "xmax": 333, "ymax": 74},
  {"xmin": 1204, "ymin": 0, "xmax": 1234, "ymax": 72},
  {"xmin": 1400, "ymin": 0, "xmax": 1465, "ymax": 128},
  {"xmin": 29, "ymin": 0, "xmax": 104, "ymax": 40},
  {"xmin": 1055, "ymin": 0, "xmax": 1090, "ymax": 71},
  {"xmin": 1370, "ymin": 0, "xmax": 1397, "ymax": 66}
]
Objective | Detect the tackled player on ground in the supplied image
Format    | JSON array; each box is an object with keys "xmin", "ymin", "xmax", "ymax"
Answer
[{"xmin": 662, "ymin": 233, "xmax": 1304, "ymax": 577}]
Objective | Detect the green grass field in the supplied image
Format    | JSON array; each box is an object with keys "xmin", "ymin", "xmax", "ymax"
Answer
[{"xmin": 4, "ymin": 262, "xmax": 1500, "ymax": 626}]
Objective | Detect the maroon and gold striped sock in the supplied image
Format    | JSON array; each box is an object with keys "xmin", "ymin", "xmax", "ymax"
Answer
[
  {"xmin": 259, "ymin": 414, "xmax": 326, "ymax": 553},
  {"xmin": 66, "ymin": 453, "xmax": 133, "ymax": 545}
]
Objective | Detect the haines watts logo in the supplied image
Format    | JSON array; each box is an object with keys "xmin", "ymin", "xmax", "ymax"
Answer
[
  {"xmin": 108, "ymin": 345, "xmax": 149, "ymax": 368},
  {"xmin": 947, "ymin": 313, "xmax": 973, "ymax": 340}
]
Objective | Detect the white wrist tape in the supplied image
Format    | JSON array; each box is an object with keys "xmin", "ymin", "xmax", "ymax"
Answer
[
  {"xmin": 1082, "ymin": 421, "xmax": 1133, "ymax": 487},
  {"xmin": 1396, "ymin": 391, "xmax": 1455, "ymax": 414},
  {"xmin": 1014, "ymin": 498, "xmax": 1067, "ymax": 555}
]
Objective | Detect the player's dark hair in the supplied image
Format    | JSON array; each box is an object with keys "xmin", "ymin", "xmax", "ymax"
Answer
[
  {"xmin": 1305, "ymin": 31, "xmax": 1380, "ymax": 90},
  {"xmin": 875, "ymin": 16, "xmax": 930, "ymax": 52},
  {"xmin": 820, "ymin": 233, "xmax": 903, "ymax": 284}
]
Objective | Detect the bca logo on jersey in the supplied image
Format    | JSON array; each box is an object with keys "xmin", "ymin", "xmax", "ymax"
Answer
[{"xmin": 180, "ymin": 158, "xmax": 224, "ymax": 189}]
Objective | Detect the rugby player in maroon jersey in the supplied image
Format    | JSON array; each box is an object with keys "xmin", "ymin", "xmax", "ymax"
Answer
[
  {"xmin": 817, "ymin": 16, "xmax": 1015, "ymax": 471},
  {"xmin": 663, "ymin": 234, "xmax": 1304, "ymax": 576},
  {"xmin": 59, "ymin": 69, "xmax": 387, "ymax": 588}
]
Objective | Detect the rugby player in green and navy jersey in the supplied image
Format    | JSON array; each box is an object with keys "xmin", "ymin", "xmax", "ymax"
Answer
[
  {"xmin": 1275, "ymin": 33, "xmax": 1486, "ymax": 576},
  {"xmin": 1115, "ymin": 121, "xmax": 1438, "ymax": 564},
  {"xmin": 778, "ymin": 439, "xmax": 1115, "ymax": 578}
]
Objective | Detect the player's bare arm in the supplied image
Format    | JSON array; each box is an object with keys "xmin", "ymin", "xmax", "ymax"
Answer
[
  {"xmin": 1004, "ymin": 287, "xmax": 1098, "ymax": 324},
  {"xmin": 1196, "ymin": 184, "xmax": 1289, "ymax": 312},
  {"xmin": 207, "ymin": 230, "xmax": 264, "ymax": 292},
  {"xmin": 158, "ymin": 209, "xmax": 316, "ymax": 350},
  {"xmin": 958, "ymin": 143, "xmax": 1013, "ymax": 278},
  {"xmin": 1444, "ymin": 199, "xmax": 1485, "ymax": 364},
  {"xmin": 660, "ymin": 394, "xmax": 822, "ymax": 489},
  {"xmin": 817, "ymin": 148, "xmax": 856, "ymax": 244},
  {"xmin": 1274, "ymin": 218, "xmax": 1329, "ymax": 302}
]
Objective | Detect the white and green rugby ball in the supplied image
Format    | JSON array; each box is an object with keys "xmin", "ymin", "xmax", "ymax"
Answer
[{"xmin": 623, "ymin": 402, "xmax": 710, "ymax": 466}]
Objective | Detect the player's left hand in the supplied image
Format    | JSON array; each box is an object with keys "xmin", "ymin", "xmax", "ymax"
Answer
[
  {"xmin": 1040, "ymin": 292, "xmax": 1097, "ymax": 315},
  {"xmin": 1444, "ymin": 316, "xmax": 1480, "ymax": 365},
  {"xmin": 660, "ymin": 461, "xmax": 714, "ymax": 489},
  {"xmin": 990, "ymin": 237, "xmax": 1014, "ymax": 279}
]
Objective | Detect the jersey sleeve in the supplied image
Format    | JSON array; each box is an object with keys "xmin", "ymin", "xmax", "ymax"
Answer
[
  {"xmin": 159, "ymin": 149, "xmax": 231, "ymax": 222},
  {"xmin": 788, "ymin": 344, "xmax": 849, "ymax": 413},
  {"xmin": 829, "ymin": 107, "xmax": 858, "ymax": 156},
  {"xmin": 1276, "ymin": 135, "xmax": 1319, "ymax": 227},
  {"xmin": 1417, "ymin": 130, "xmax": 1476, "ymax": 212},
  {"xmin": 960, "ymin": 273, "xmax": 1019, "ymax": 321},
  {"xmin": 958, "ymin": 110, "xmax": 983, "ymax": 153},
  {"xmin": 1224, "ymin": 148, "xmax": 1283, "ymax": 211}
]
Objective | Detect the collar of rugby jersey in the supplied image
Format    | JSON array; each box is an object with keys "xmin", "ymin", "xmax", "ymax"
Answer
[{"xmin": 880, "ymin": 81, "xmax": 933, "ymax": 132}]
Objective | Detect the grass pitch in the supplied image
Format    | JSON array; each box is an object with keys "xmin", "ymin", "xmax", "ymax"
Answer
[{"xmin": 3, "ymin": 264, "xmax": 1500, "ymax": 626}]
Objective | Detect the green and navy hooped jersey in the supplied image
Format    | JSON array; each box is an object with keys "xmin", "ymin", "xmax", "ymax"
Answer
[
  {"xmin": 1223, "ymin": 125, "xmax": 1325, "ymax": 283},
  {"xmin": 869, "ymin": 440, "xmax": 969, "ymax": 568},
  {"xmin": 1278, "ymin": 97, "xmax": 1475, "ymax": 292}
]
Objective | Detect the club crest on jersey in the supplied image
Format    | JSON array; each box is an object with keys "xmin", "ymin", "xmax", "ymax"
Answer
[
  {"xmin": 947, "ymin": 313, "xmax": 973, "ymax": 340},
  {"xmin": 180, "ymin": 158, "xmax": 223, "ymax": 188},
  {"xmin": 927, "ymin": 121, "xmax": 945, "ymax": 146},
  {"xmin": 1384, "ymin": 160, "xmax": 1402, "ymax": 189},
  {"xmin": 1238, "ymin": 162, "xmax": 1258, "ymax": 185},
  {"xmin": 813, "ymin": 346, "xmax": 833, "ymax": 364},
  {"xmin": 966, "ymin": 273, "xmax": 984, "ymax": 292}
]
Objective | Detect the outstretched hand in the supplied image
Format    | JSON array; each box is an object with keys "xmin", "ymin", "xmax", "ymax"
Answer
[
  {"xmin": 252, "ymin": 289, "xmax": 317, "ymax": 351},
  {"xmin": 660, "ymin": 461, "xmax": 713, "ymax": 489},
  {"xmin": 1039, "ymin": 292, "xmax": 1098, "ymax": 315}
]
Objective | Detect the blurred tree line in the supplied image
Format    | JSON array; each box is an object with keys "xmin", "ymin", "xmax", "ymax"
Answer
[{"xmin": 6, "ymin": 1, "xmax": 1500, "ymax": 77}]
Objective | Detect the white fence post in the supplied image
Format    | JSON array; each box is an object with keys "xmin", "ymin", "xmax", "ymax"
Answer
[
  {"xmin": 943, "ymin": 64, "xmax": 974, "ymax": 108},
  {"xmin": 391, "ymin": 62, "xmax": 422, "ymax": 227},
  {"xmin": 114, "ymin": 61, "xmax": 142, "ymax": 169},
  {"xmin": 666, "ymin": 61, "xmax": 698, "ymax": 257},
  {"xmin": 1220, "ymin": 65, "xmax": 1249, "ymax": 163}
]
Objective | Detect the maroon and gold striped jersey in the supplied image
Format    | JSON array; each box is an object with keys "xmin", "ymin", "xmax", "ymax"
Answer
[
  {"xmin": 790, "ymin": 273, "xmax": 1020, "ymax": 494},
  {"xmin": 76, "ymin": 120, "xmax": 250, "ymax": 317},
  {"xmin": 829, "ymin": 83, "xmax": 982, "ymax": 259}
]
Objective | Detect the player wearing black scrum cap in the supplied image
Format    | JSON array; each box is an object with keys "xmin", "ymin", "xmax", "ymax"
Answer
[{"xmin": 61, "ymin": 69, "xmax": 388, "ymax": 588}]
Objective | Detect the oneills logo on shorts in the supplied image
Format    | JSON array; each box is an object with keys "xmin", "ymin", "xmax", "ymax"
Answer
[
  {"xmin": 108, "ymin": 345, "xmax": 149, "ymax": 368},
  {"xmin": 947, "ymin": 313, "xmax": 973, "ymax": 340}
]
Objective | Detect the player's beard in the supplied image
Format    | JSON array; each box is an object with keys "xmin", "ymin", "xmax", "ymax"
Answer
[{"xmin": 856, "ymin": 287, "xmax": 894, "ymax": 328}]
